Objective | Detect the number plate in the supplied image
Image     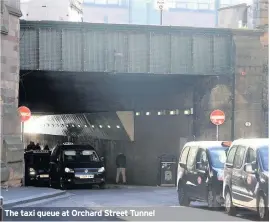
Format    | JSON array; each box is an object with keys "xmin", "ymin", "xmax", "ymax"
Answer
[
  {"xmin": 40, "ymin": 174, "xmax": 49, "ymax": 178},
  {"xmin": 80, "ymin": 175, "xmax": 94, "ymax": 179}
]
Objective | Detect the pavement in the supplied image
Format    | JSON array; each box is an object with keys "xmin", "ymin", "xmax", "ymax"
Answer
[
  {"xmin": 2, "ymin": 186, "xmax": 260, "ymax": 221},
  {"xmin": 1, "ymin": 187, "xmax": 67, "ymax": 207}
]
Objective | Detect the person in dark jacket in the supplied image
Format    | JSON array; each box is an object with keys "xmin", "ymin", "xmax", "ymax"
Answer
[
  {"xmin": 26, "ymin": 141, "xmax": 35, "ymax": 151},
  {"xmin": 115, "ymin": 153, "xmax": 126, "ymax": 184},
  {"xmin": 35, "ymin": 143, "xmax": 41, "ymax": 150},
  {"xmin": 43, "ymin": 145, "xmax": 49, "ymax": 151}
]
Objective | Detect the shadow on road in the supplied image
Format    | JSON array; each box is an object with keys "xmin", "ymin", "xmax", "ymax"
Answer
[{"xmin": 191, "ymin": 205, "xmax": 260, "ymax": 221}]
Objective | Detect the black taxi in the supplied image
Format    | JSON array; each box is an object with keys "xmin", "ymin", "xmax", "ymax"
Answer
[
  {"xmin": 177, "ymin": 141, "xmax": 230, "ymax": 208},
  {"xmin": 24, "ymin": 150, "xmax": 51, "ymax": 186},
  {"xmin": 223, "ymin": 138, "xmax": 269, "ymax": 220},
  {"xmin": 49, "ymin": 142, "xmax": 106, "ymax": 190}
]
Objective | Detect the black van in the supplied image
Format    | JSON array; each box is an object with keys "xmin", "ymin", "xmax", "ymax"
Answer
[
  {"xmin": 24, "ymin": 150, "xmax": 51, "ymax": 186},
  {"xmin": 49, "ymin": 143, "xmax": 106, "ymax": 189},
  {"xmin": 223, "ymin": 138, "xmax": 269, "ymax": 220},
  {"xmin": 177, "ymin": 141, "xmax": 230, "ymax": 208}
]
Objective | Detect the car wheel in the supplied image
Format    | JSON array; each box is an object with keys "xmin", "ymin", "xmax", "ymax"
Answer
[
  {"xmin": 224, "ymin": 189, "xmax": 236, "ymax": 216},
  {"xmin": 177, "ymin": 182, "xmax": 190, "ymax": 206},
  {"xmin": 207, "ymin": 189, "xmax": 221, "ymax": 210},
  {"xmin": 59, "ymin": 177, "xmax": 67, "ymax": 190},
  {"xmin": 99, "ymin": 182, "xmax": 106, "ymax": 189},
  {"xmin": 257, "ymin": 193, "xmax": 269, "ymax": 221}
]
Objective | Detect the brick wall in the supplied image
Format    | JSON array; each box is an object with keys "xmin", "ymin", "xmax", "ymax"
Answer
[{"xmin": 1, "ymin": 2, "xmax": 23, "ymax": 186}]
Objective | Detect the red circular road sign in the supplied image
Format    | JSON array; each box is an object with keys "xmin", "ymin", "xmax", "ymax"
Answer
[
  {"xmin": 18, "ymin": 106, "xmax": 31, "ymax": 122},
  {"xmin": 210, "ymin": 109, "xmax": 225, "ymax": 126}
]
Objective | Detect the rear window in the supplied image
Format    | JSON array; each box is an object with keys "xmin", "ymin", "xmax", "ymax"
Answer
[{"xmin": 208, "ymin": 147, "xmax": 227, "ymax": 168}]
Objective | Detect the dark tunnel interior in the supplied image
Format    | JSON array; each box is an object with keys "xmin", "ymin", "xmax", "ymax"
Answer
[{"xmin": 19, "ymin": 70, "xmax": 202, "ymax": 114}]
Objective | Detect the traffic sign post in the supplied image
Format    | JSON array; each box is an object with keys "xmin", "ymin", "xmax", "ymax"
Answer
[
  {"xmin": 18, "ymin": 106, "xmax": 31, "ymax": 145},
  {"xmin": 155, "ymin": 0, "xmax": 168, "ymax": 25},
  {"xmin": 210, "ymin": 109, "xmax": 225, "ymax": 141},
  {"xmin": 18, "ymin": 106, "xmax": 31, "ymax": 187}
]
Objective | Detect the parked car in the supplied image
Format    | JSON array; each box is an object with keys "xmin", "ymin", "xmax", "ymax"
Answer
[
  {"xmin": 223, "ymin": 138, "xmax": 269, "ymax": 220},
  {"xmin": 49, "ymin": 142, "xmax": 106, "ymax": 190},
  {"xmin": 177, "ymin": 141, "xmax": 230, "ymax": 208}
]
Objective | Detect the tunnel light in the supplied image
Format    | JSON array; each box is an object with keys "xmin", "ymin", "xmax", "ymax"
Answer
[
  {"xmin": 184, "ymin": 110, "xmax": 191, "ymax": 115},
  {"xmin": 116, "ymin": 125, "xmax": 120, "ymax": 129},
  {"xmin": 66, "ymin": 125, "xmax": 69, "ymax": 127},
  {"xmin": 99, "ymin": 125, "xmax": 103, "ymax": 128},
  {"xmin": 136, "ymin": 112, "xmax": 140, "ymax": 116},
  {"xmin": 170, "ymin": 111, "xmax": 175, "ymax": 115},
  {"xmin": 158, "ymin": 111, "xmax": 161, "ymax": 115},
  {"xmin": 84, "ymin": 125, "xmax": 87, "ymax": 127},
  {"xmin": 72, "ymin": 124, "xmax": 75, "ymax": 127},
  {"xmin": 78, "ymin": 125, "xmax": 80, "ymax": 127},
  {"xmin": 91, "ymin": 125, "xmax": 95, "ymax": 128},
  {"xmin": 146, "ymin": 112, "xmax": 150, "ymax": 116},
  {"xmin": 107, "ymin": 125, "xmax": 111, "ymax": 128}
]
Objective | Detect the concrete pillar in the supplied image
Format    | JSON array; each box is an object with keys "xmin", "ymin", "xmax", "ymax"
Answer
[{"xmin": 1, "ymin": 1, "xmax": 23, "ymax": 186}]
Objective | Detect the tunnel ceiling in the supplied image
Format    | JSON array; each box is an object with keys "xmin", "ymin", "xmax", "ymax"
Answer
[
  {"xmin": 24, "ymin": 112, "xmax": 133, "ymax": 141},
  {"xmin": 19, "ymin": 70, "xmax": 201, "ymax": 113}
]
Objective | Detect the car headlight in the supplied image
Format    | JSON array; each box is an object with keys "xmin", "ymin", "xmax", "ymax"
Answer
[
  {"xmin": 29, "ymin": 168, "xmax": 36, "ymax": 175},
  {"xmin": 65, "ymin": 167, "xmax": 74, "ymax": 173},
  {"xmin": 98, "ymin": 167, "xmax": 105, "ymax": 173}
]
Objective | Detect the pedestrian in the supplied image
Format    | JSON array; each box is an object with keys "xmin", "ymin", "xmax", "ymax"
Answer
[
  {"xmin": 44, "ymin": 145, "xmax": 49, "ymax": 151},
  {"xmin": 35, "ymin": 143, "xmax": 41, "ymax": 150},
  {"xmin": 26, "ymin": 141, "xmax": 35, "ymax": 151},
  {"xmin": 115, "ymin": 153, "xmax": 127, "ymax": 184}
]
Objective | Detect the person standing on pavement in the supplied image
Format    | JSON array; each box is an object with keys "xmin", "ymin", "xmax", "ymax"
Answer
[
  {"xmin": 35, "ymin": 143, "xmax": 41, "ymax": 150},
  {"xmin": 43, "ymin": 145, "xmax": 49, "ymax": 150},
  {"xmin": 116, "ymin": 153, "xmax": 127, "ymax": 184}
]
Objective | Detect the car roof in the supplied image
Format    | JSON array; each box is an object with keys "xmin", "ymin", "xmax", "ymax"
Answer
[
  {"xmin": 231, "ymin": 138, "xmax": 269, "ymax": 149},
  {"xmin": 184, "ymin": 141, "xmax": 228, "ymax": 149},
  {"xmin": 58, "ymin": 144, "xmax": 95, "ymax": 150}
]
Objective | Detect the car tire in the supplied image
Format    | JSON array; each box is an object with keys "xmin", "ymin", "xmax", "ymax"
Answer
[
  {"xmin": 207, "ymin": 189, "xmax": 221, "ymax": 210},
  {"xmin": 99, "ymin": 182, "xmax": 106, "ymax": 189},
  {"xmin": 224, "ymin": 189, "xmax": 236, "ymax": 216},
  {"xmin": 59, "ymin": 177, "xmax": 67, "ymax": 190},
  {"xmin": 257, "ymin": 193, "xmax": 269, "ymax": 221},
  {"xmin": 177, "ymin": 181, "xmax": 190, "ymax": 206}
]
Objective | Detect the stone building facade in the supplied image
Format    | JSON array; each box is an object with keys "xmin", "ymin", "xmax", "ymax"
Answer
[{"xmin": 1, "ymin": 0, "xmax": 23, "ymax": 186}]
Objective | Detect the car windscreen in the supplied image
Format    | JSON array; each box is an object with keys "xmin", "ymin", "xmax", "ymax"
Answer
[
  {"xmin": 63, "ymin": 150, "xmax": 100, "ymax": 162},
  {"xmin": 259, "ymin": 146, "xmax": 268, "ymax": 171},
  {"xmin": 28, "ymin": 155, "xmax": 50, "ymax": 166},
  {"xmin": 208, "ymin": 147, "xmax": 227, "ymax": 168}
]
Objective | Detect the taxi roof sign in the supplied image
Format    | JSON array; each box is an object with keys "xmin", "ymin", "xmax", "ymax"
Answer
[
  {"xmin": 32, "ymin": 150, "xmax": 50, "ymax": 153},
  {"xmin": 221, "ymin": 141, "xmax": 232, "ymax": 147}
]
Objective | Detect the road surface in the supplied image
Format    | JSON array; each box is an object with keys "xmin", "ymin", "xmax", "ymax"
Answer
[{"xmin": 4, "ymin": 186, "xmax": 259, "ymax": 221}]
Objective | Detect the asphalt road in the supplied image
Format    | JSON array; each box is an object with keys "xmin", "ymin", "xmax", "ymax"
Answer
[{"xmin": 4, "ymin": 186, "xmax": 259, "ymax": 221}]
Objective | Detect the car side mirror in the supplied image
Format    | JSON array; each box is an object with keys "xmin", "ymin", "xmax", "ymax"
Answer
[
  {"xmin": 179, "ymin": 162, "xmax": 186, "ymax": 168},
  {"xmin": 244, "ymin": 163, "xmax": 255, "ymax": 174},
  {"xmin": 100, "ymin": 157, "xmax": 104, "ymax": 161}
]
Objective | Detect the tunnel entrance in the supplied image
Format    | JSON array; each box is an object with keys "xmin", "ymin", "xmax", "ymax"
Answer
[{"xmin": 19, "ymin": 70, "xmax": 233, "ymax": 185}]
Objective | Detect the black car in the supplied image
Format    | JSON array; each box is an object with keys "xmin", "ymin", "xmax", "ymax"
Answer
[
  {"xmin": 223, "ymin": 138, "xmax": 269, "ymax": 220},
  {"xmin": 24, "ymin": 150, "xmax": 51, "ymax": 186},
  {"xmin": 177, "ymin": 141, "xmax": 230, "ymax": 208},
  {"xmin": 49, "ymin": 143, "xmax": 106, "ymax": 190}
]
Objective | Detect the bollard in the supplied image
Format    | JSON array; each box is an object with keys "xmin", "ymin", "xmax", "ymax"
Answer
[{"xmin": 0, "ymin": 196, "xmax": 3, "ymax": 221}]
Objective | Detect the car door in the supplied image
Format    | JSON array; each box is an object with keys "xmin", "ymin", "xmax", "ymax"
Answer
[
  {"xmin": 231, "ymin": 145, "xmax": 247, "ymax": 206},
  {"xmin": 241, "ymin": 147, "xmax": 258, "ymax": 208},
  {"xmin": 194, "ymin": 148, "xmax": 209, "ymax": 200},
  {"xmin": 177, "ymin": 146, "xmax": 190, "ymax": 188},
  {"xmin": 185, "ymin": 146, "xmax": 199, "ymax": 198}
]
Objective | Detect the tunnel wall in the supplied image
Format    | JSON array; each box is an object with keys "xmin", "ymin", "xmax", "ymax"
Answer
[{"xmin": 1, "ymin": 2, "xmax": 23, "ymax": 186}]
